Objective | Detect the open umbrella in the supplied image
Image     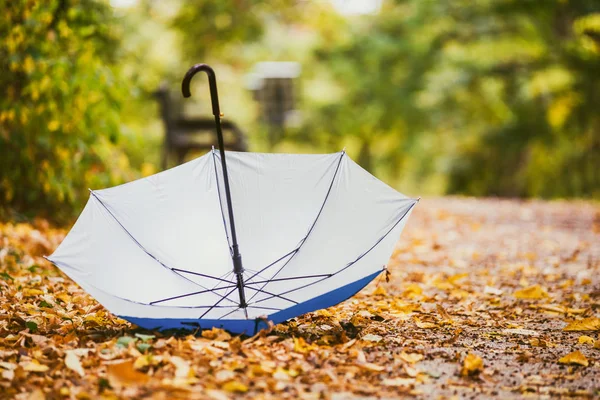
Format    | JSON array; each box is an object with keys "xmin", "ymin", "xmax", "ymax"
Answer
[{"xmin": 46, "ymin": 64, "xmax": 418, "ymax": 334}]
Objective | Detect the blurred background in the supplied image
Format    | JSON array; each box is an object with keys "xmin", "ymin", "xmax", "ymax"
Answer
[{"xmin": 1, "ymin": 0, "xmax": 599, "ymax": 222}]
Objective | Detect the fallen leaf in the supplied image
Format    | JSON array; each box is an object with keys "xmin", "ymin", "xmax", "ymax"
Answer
[
  {"xmin": 107, "ymin": 360, "xmax": 150, "ymax": 387},
  {"xmin": 222, "ymin": 380, "xmax": 248, "ymax": 393},
  {"xmin": 461, "ymin": 353, "xmax": 483, "ymax": 376},
  {"xmin": 514, "ymin": 285, "xmax": 547, "ymax": 300},
  {"xmin": 415, "ymin": 318, "xmax": 437, "ymax": 329},
  {"xmin": 563, "ymin": 317, "xmax": 600, "ymax": 331},
  {"xmin": 578, "ymin": 335, "xmax": 595, "ymax": 345},
  {"xmin": 502, "ymin": 328, "xmax": 539, "ymax": 336},
  {"xmin": 361, "ymin": 334, "xmax": 383, "ymax": 342},
  {"xmin": 372, "ymin": 286, "xmax": 387, "ymax": 296},
  {"xmin": 399, "ymin": 352, "xmax": 424, "ymax": 364},
  {"xmin": 436, "ymin": 304, "xmax": 454, "ymax": 323},
  {"xmin": 170, "ymin": 356, "xmax": 191, "ymax": 378},
  {"xmin": 484, "ymin": 286, "xmax": 503, "ymax": 295},
  {"xmin": 382, "ymin": 377, "xmax": 415, "ymax": 387},
  {"xmin": 357, "ymin": 362, "xmax": 385, "ymax": 372},
  {"xmin": 22, "ymin": 360, "xmax": 49, "ymax": 372},
  {"xmin": 558, "ymin": 350, "xmax": 588, "ymax": 367},
  {"xmin": 65, "ymin": 351, "xmax": 85, "ymax": 377}
]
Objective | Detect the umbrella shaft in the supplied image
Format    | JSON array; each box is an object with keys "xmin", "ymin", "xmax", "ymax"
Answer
[{"xmin": 215, "ymin": 115, "xmax": 247, "ymax": 310}]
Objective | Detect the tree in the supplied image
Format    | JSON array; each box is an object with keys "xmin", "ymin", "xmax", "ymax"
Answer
[
  {"xmin": 303, "ymin": 0, "xmax": 600, "ymax": 197},
  {"xmin": 0, "ymin": 0, "xmax": 134, "ymax": 220}
]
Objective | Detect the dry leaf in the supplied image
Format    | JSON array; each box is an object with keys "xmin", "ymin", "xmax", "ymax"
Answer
[
  {"xmin": 436, "ymin": 304, "xmax": 454, "ymax": 323},
  {"xmin": 222, "ymin": 380, "xmax": 248, "ymax": 393},
  {"xmin": 361, "ymin": 334, "xmax": 383, "ymax": 342},
  {"xmin": 484, "ymin": 286, "xmax": 503, "ymax": 295},
  {"xmin": 514, "ymin": 285, "xmax": 547, "ymax": 300},
  {"xmin": 578, "ymin": 335, "xmax": 595, "ymax": 345},
  {"xmin": 461, "ymin": 353, "xmax": 483, "ymax": 376},
  {"xmin": 22, "ymin": 360, "xmax": 49, "ymax": 372},
  {"xmin": 170, "ymin": 356, "xmax": 191, "ymax": 378},
  {"xmin": 415, "ymin": 318, "xmax": 437, "ymax": 329},
  {"xmin": 65, "ymin": 350, "xmax": 85, "ymax": 377},
  {"xmin": 357, "ymin": 362, "xmax": 385, "ymax": 372},
  {"xmin": 558, "ymin": 350, "xmax": 588, "ymax": 367},
  {"xmin": 382, "ymin": 377, "xmax": 415, "ymax": 387},
  {"xmin": 399, "ymin": 352, "xmax": 424, "ymax": 364},
  {"xmin": 563, "ymin": 317, "xmax": 600, "ymax": 331},
  {"xmin": 107, "ymin": 360, "xmax": 150, "ymax": 387},
  {"xmin": 372, "ymin": 286, "xmax": 387, "ymax": 296}
]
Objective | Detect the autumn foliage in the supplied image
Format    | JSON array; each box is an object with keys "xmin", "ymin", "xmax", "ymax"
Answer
[{"xmin": 1, "ymin": 198, "xmax": 599, "ymax": 398}]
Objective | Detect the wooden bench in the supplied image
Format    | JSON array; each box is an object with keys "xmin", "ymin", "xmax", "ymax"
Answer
[{"xmin": 154, "ymin": 86, "xmax": 248, "ymax": 169}]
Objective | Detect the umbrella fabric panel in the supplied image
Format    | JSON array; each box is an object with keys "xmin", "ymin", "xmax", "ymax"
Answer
[
  {"xmin": 47, "ymin": 197, "xmax": 224, "ymax": 313},
  {"xmin": 242, "ymin": 155, "xmax": 417, "ymax": 309},
  {"xmin": 88, "ymin": 153, "xmax": 233, "ymax": 285},
  {"xmin": 242, "ymin": 205, "xmax": 415, "ymax": 314},
  {"xmin": 213, "ymin": 151, "xmax": 343, "ymax": 279}
]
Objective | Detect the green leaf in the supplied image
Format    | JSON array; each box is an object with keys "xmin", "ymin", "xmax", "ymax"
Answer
[
  {"xmin": 116, "ymin": 336, "xmax": 137, "ymax": 348},
  {"xmin": 135, "ymin": 333, "xmax": 155, "ymax": 342},
  {"xmin": 136, "ymin": 343, "xmax": 151, "ymax": 353},
  {"xmin": 28, "ymin": 264, "xmax": 40, "ymax": 273},
  {"xmin": 26, "ymin": 321, "xmax": 38, "ymax": 332},
  {"xmin": 0, "ymin": 272, "xmax": 13, "ymax": 281},
  {"xmin": 39, "ymin": 300, "xmax": 53, "ymax": 308}
]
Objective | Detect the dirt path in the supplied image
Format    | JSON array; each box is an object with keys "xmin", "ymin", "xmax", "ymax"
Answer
[{"xmin": 0, "ymin": 198, "xmax": 599, "ymax": 399}]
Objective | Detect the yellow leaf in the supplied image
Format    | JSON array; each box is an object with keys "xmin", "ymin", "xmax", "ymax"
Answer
[
  {"xmin": 222, "ymin": 380, "xmax": 248, "ymax": 393},
  {"xmin": 293, "ymin": 337, "xmax": 316, "ymax": 353},
  {"xmin": 133, "ymin": 355, "xmax": 150, "ymax": 370},
  {"xmin": 201, "ymin": 327, "xmax": 231, "ymax": 341},
  {"xmin": 399, "ymin": 352, "xmax": 423, "ymax": 364},
  {"xmin": 460, "ymin": 353, "xmax": 483, "ymax": 376},
  {"xmin": 448, "ymin": 273, "xmax": 468, "ymax": 285},
  {"xmin": 514, "ymin": 285, "xmax": 547, "ymax": 300},
  {"xmin": 372, "ymin": 286, "xmax": 387, "ymax": 296},
  {"xmin": 403, "ymin": 283, "xmax": 422, "ymax": 298},
  {"xmin": 107, "ymin": 361, "xmax": 149, "ymax": 388},
  {"xmin": 23, "ymin": 56, "xmax": 35, "ymax": 75},
  {"xmin": 558, "ymin": 350, "xmax": 588, "ymax": 367},
  {"xmin": 414, "ymin": 318, "xmax": 436, "ymax": 329},
  {"xmin": 22, "ymin": 360, "xmax": 49, "ymax": 372},
  {"xmin": 47, "ymin": 120, "xmax": 60, "ymax": 132},
  {"xmin": 65, "ymin": 351, "xmax": 84, "ymax": 377},
  {"xmin": 578, "ymin": 335, "xmax": 595, "ymax": 345},
  {"xmin": 22, "ymin": 288, "xmax": 44, "ymax": 297},
  {"xmin": 563, "ymin": 317, "xmax": 600, "ymax": 331}
]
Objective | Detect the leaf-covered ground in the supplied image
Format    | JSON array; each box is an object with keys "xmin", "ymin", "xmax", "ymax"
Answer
[{"xmin": 1, "ymin": 198, "xmax": 599, "ymax": 399}]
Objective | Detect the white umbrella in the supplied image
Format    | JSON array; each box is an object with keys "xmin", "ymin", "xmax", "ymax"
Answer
[{"xmin": 46, "ymin": 65, "xmax": 418, "ymax": 334}]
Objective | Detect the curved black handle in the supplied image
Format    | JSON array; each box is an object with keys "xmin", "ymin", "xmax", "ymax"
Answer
[{"xmin": 181, "ymin": 63, "xmax": 220, "ymax": 117}]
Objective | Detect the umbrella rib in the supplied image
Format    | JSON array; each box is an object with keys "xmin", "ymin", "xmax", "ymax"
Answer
[
  {"xmin": 244, "ymin": 248, "xmax": 299, "ymax": 283},
  {"xmin": 249, "ymin": 201, "xmax": 418, "ymax": 306},
  {"xmin": 149, "ymin": 284, "xmax": 238, "ymax": 305},
  {"xmin": 217, "ymin": 307, "xmax": 240, "ymax": 320},
  {"xmin": 246, "ymin": 151, "xmax": 345, "ymax": 304},
  {"xmin": 243, "ymin": 286, "xmax": 298, "ymax": 305},
  {"xmin": 45, "ymin": 257, "xmax": 240, "ymax": 310},
  {"xmin": 89, "ymin": 191, "xmax": 237, "ymax": 306},
  {"xmin": 211, "ymin": 149, "xmax": 232, "ymax": 251},
  {"xmin": 172, "ymin": 269, "xmax": 236, "ymax": 284},
  {"xmin": 245, "ymin": 274, "xmax": 331, "ymax": 286},
  {"xmin": 198, "ymin": 286, "xmax": 239, "ymax": 319},
  {"xmin": 216, "ymin": 304, "xmax": 284, "ymax": 321}
]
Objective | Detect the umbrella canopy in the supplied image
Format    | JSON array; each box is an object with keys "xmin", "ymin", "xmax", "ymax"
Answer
[{"xmin": 46, "ymin": 64, "xmax": 418, "ymax": 334}]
